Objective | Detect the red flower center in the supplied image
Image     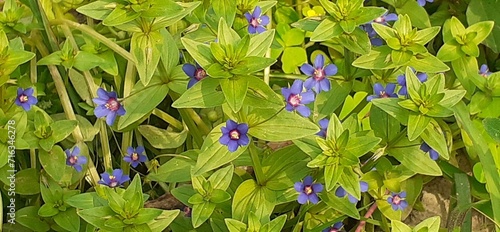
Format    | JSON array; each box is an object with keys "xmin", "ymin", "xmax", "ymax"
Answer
[
  {"xmin": 69, "ymin": 156, "xmax": 78, "ymax": 164},
  {"xmin": 288, "ymin": 94, "xmax": 302, "ymax": 107},
  {"xmin": 195, "ymin": 68, "xmax": 207, "ymax": 80},
  {"xmin": 105, "ymin": 98, "xmax": 120, "ymax": 111},
  {"xmin": 392, "ymin": 195, "xmax": 401, "ymax": 205},
  {"xmin": 314, "ymin": 68, "xmax": 325, "ymax": 80},
  {"xmin": 229, "ymin": 130, "xmax": 240, "ymax": 140},
  {"xmin": 131, "ymin": 153, "xmax": 139, "ymax": 161},
  {"xmin": 304, "ymin": 185, "xmax": 313, "ymax": 195},
  {"xmin": 379, "ymin": 91, "xmax": 390, "ymax": 98},
  {"xmin": 109, "ymin": 175, "xmax": 118, "ymax": 187},
  {"xmin": 251, "ymin": 18, "xmax": 261, "ymax": 27},
  {"xmin": 19, "ymin": 94, "xmax": 29, "ymax": 103}
]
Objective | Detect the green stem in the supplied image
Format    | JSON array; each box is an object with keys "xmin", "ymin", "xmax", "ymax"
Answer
[
  {"xmin": 30, "ymin": 45, "xmax": 37, "ymax": 169},
  {"xmin": 51, "ymin": 18, "xmax": 136, "ymax": 63},
  {"xmin": 344, "ymin": 47, "xmax": 352, "ymax": 80},
  {"xmin": 263, "ymin": 7, "xmax": 273, "ymax": 85},
  {"xmin": 121, "ymin": 61, "xmax": 136, "ymax": 176},
  {"xmin": 248, "ymin": 143, "xmax": 265, "ymax": 185},
  {"xmin": 152, "ymin": 108, "xmax": 184, "ymax": 131},
  {"xmin": 185, "ymin": 108, "xmax": 210, "ymax": 135}
]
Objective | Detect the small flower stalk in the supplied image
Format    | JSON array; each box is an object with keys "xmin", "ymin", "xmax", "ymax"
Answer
[{"xmin": 93, "ymin": 88, "xmax": 126, "ymax": 126}]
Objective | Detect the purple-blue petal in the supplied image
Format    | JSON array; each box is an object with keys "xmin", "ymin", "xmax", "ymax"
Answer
[
  {"xmin": 312, "ymin": 183, "xmax": 323, "ymax": 193},
  {"xmin": 244, "ymin": 12, "xmax": 252, "ymax": 22},
  {"xmin": 314, "ymin": 55, "xmax": 325, "ymax": 69},
  {"xmin": 373, "ymin": 83, "xmax": 384, "ymax": 94},
  {"xmin": 294, "ymin": 182, "xmax": 304, "ymax": 192},
  {"xmin": 238, "ymin": 134, "xmax": 250, "ymax": 146},
  {"xmin": 226, "ymin": 119, "xmax": 238, "ymax": 130},
  {"xmin": 385, "ymin": 83, "xmax": 397, "ymax": 94},
  {"xmin": 96, "ymin": 88, "xmax": 110, "ymax": 100},
  {"xmin": 300, "ymin": 63, "xmax": 315, "ymax": 76},
  {"xmin": 219, "ymin": 134, "xmax": 231, "ymax": 145},
  {"xmin": 106, "ymin": 111, "xmax": 117, "ymax": 126},
  {"xmin": 252, "ymin": 6, "xmax": 262, "ymax": 18},
  {"xmin": 290, "ymin": 80, "xmax": 304, "ymax": 94},
  {"xmin": 319, "ymin": 78, "xmax": 331, "ymax": 92},
  {"xmin": 300, "ymin": 91, "xmax": 315, "ymax": 104},
  {"xmin": 323, "ymin": 64, "xmax": 338, "ymax": 76},
  {"xmin": 303, "ymin": 176, "xmax": 313, "ymax": 186},
  {"xmin": 335, "ymin": 187, "xmax": 347, "ymax": 197},
  {"xmin": 297, "ymin": 192, "xmax": 308, "ymax": 204},
  {"xmin": 385, "ymin": 13, "xmax": 398, "ymax": 22},
  {"xmin": 248, "ymin": 26, "xmax": 257, "ymax": 34},
  {"xmin": 136, "ymin": 146, "xmax": 145, "ymax": 154},
  {"xmin": 260, "ymin": 15, "xmax": 270, "ymax": 26},
  {"xmin": 237, "ymin": 123, "xmax": 249, "ymax": 134},
  {"xmin": 308, "ymin": 193, "xmax": 319, "ymax": 204},
  {"xmin": 227, "ymin": 140, "xmax": 239, "ymax": 152},
  {"xmin": 303, "ymin": 77, "xmax": 315, "ymax": 90},
  {"xmin": 399, "ymin": 191, "xmax": 407, "ymax": 198},
  {"xmin": 296, "ymin": 105, "xmax": 311, "ymax": 117},
  {"xmin": 182, "ymin": 64, "xmax": 196, "ymax": 78},
  {"xmin": 347, "ymin": 194, "xmax": 358, "ymax": 204},
  {"xmin": 360, "ymin": 181, "xmax": 369, "ymax": 192},
  {"xmin": 430, "ymin": 150, "xmax": 439, "ymax": 160},
  {"xmin": 256, "ymin": 26, "xmax": 266, "ymax": 34}
]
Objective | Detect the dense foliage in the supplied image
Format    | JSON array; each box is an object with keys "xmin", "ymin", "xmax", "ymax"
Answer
[{"xmin": 1, "ymin": 0, "xmax": 500, "ymax": 231}]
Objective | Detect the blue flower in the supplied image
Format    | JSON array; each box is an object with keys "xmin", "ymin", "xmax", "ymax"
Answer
[
  {"xmin": 322, "ymin": 222, "xmax": 343, "ymax": 232},
  {"xmin": 397, "ymin": 69, "xmax": 428, "ymax": 96},
  {"xmin": 124, "ymin": 146, "xmax": 148, "ymax": 168},
  {"xmin": 282, "ymin": 80, "xmax": 315, "ymax": 117},
  {"xmin": 300, "ymin": 54, "xmax": 337, "ymax": 93},
  {"xmin": 98, "ymin": 169, "xmax": 130, "ymax": 188},
  {"xmin": 479, "ymin": 64, "xmax": 492, "ymax": 77},
  {"xmin": 65, "ymin": 146, "xmax": 87, "ymax": 172},
  {"xmin": 317, "ymin": 118, "xmax": 329, "ymax": 137},
  {"xmin": 245, "ymin": 6, "xmax": 270, "ymax": 34},
  {"xmin": 335, "ymin": 181, "xmax": 369, "ymax": 204},
  {"xmin": 294, "ymin": 176, "xmax": 323, "ymax": 204},
  {"xmin": 183, "ymin": 63, "xmax": 207, "ymax": 88},
  {"xmin": 15, "ymin": 87, "xmax": 38, "ymax": 111},
  {"xmin": 373, "ymin": 12, "xmax": 398, "ymax": 25},
  {"xmin": 420, "ymin": 142, "xmax": 439, "ymax": 160},
  {"xmin": 219, "ymin": 119, "xmax": 250, "ymax": 152},
  {"xmin": 387, "ymin": 191, "xmax": 408, "ymax": 211},
  {"xmin": 417, "ymin": 0, "xmax": 434, "ymax": 6},
  {"xmin": 93, "ymin": 88, "xmax": 126, "ymax": 126},
  {"xmin": 367, "ymin": 83, "xmax": 397, "ymax": 102}
]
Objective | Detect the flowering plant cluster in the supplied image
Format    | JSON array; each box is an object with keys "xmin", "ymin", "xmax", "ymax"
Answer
[{"xmin": 2, "ymin": 0, "xmax": 500, "ymax": 231}]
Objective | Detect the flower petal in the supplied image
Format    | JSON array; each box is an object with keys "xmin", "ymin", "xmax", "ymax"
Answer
[
  {"xmin": 360, "ymin": 181, "xmax": 369, "ymax": 192},
  {"xmin": 397, "ymin": 75, "xmax": 406, "ymax": 86},
  {"xmin": 297, "ymin": 192, "xmax": 308, "ymax": 204},
  {"xmin": 248, "ymin": 25, "xmax": 257, "ymax": 34},
  {"xmin": 226, "ymin": 119, "xmax": 238, "ymax": 130},
  {"xmin": 290, "ymin": 80, "xmax": 304, "ymax": 94},
  {"xmin": 399, "ymin": 191, "xmax": 407, "ymax": 198},
  {"xmin": 252, "ymin": 6, "xmax": 262, "ymax": 18},
  {"xmin": 238, "ymin": 134, "xmax": 250, "ymax": 146},
  {"xmin": 94, "ymin": 105, "xmax": 110, "ymax": 118},
  {"xmin": 335, "ymin": 187, "xmax": 347, "ymax": 197},
  {"xmin": 244, "ymin": 12, "xmax": 252, "ymax": 22},
  {"xmin": 373, "ymin": 83, "xmax": 384, "ymax": 94},
  {"xmin": 296, "ymin": 105, "xmax": 311, "ymax": 117},
  {"xmin": 319, "ymin": 79, "xmax": 331, "ymax": 92},
  {"xmin": 260, "ymin": 15, "xmax": 270, "ymax": 26},
  {"xmin": 227, "ymin": 140, "xmax": 239, "ymax": 152},
  {"xmin": 256, "ymin": 26, "xmax": 266, "ymax": 34},
  {"xmin": 294, "ymin": 182, "xmax": 304, "ymax": 192},
  {"xmin": 348, "ymin": 194, "xmax": 358, "ymax": 204},
  {"xmin": 300, "ymin": 91, "xmax": 315, "ymax": 104},
  {"xmin": 385, "ymin": 83, "xmax": 397, "ymax": 94},
  {"xmin": 237, "ymin": 123, "xmax": 249, "ymax": 134},
  {"xmin": 312, "ymin": 183, "xmax": 323, "ymax": 193},
  {"xmin": 182, "ymin": 64, "xmax": 196, "ymax": 78},
  {"xmin": 319, "ymin": 119, "xmax": 329, "ymax": 129},
  {"xmin": 303, "ymin": 176, "xmax": 313, "ymax": 186},
  {"xmin": 303, "ymin": 77, "xmax": 315, "ymax": 90},
  {"xmin": 384, "ymin": 13, "xmax": 398, "ymax": 22},
  {"xmin": 25, "ymin": 87, "xmax": 34, "ymax": 96},
  {"xmin": 219, "ymin": 134, "xmax": 231, "ymax": 145},
  {"xmin": 300, "ymin": 64, "xmax": 315, "ymax": 76},
  {"xmin": 314, "ymin": 55, "xmax": 325, "ymax": 69},
  {"xmin": 417, "ymin": 73, "xmax": 428, "ymax": 82},
  {"xmin": 97, "ymin": 88, "xmax": 110, "ymax": 100},
  {"xmin": 308, "ymin": 193, "xmax": 319, "ymax": 204},
  {"xmin": 430, "ymin": 150, "xmax": 439, "ymax": 160},
  {"xmin": 323, "ymin": 64, "xmax": 337, "ymax": 76},
  {"xmin": 106, "ymin": 111, "xmax": 117, "ymax": 126}
]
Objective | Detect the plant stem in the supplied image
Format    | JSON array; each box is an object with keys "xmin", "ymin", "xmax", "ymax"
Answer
[
  {"xmin": 185, "ymin": 108, "xmax": 210, "ymax": 135},
  {"xmin": 355, "ymin": 202, "xmax": 378, "ymax": 232},
  {"xmin": 152, "ymin": 108, "xmax": 184, "ymax": 131},
  {"xmin": 51, "ymin": 18, "xmax": 135, "ymax": 63},
  {"xmin": 121, "ymin": 61, "xmax": 136, "ymax": 177},
  {"xmin": 248, "ymin": 143, "xmax": 265, "ymax": 185},
  {"xmin": 263, "ymin": 7, "xmax": 273, "ymax": 85},
  {"xmin": 30, "ymin": 45, "xmax": 37, "ymax": 168},
  {"xmin": 344, "ymin": 47, "xmax": 352, "ymax": 80}
]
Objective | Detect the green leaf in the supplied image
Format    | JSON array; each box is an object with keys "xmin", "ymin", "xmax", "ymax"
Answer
[
  {"xmin": 172, "ymin": 78, "xmax": 225, "ymax": 108},
  {"xmin": 147, "ymin": 151, "xmax": 195, "ymax": 183},
  {"xmin": 133, "ymin": 208, "xmax": 163, "ymax": 225},
  {"xmin": 138, "ymin": 125, "xmax": 187, "ymax": 149},
  {"xmin": 248, "ymin": 30, "xmax": 275, "ymax": 57},
  {"xmin": 38, "ymin": 203, "xmax": 59, "ymax": 217},
  {"xmin": 232, "ymin": 179, "xmax": 275, "ymax": 223},
  {"xmin": 387, "ymin": 138, "xmax": 442, "ymax": 176},
  {"xmin": 54, "ymin": 208, "xmax": 80, "ymax": 232},
  {"xmin": 483, "ymin": 118, "xmax": 500, "ymax": 143},
  {"xmin": 407, "ymin": 113, "xmax": 431, "ymax": 141},
  {"xmin": 370, "ymin": 106, "xmax": 401, "ymax": 142},
  {"xmin": 466, "ymin": 0, "xmax": 500, "ymax": 52},
  {"xmin": 225, "ymin": 219, "xmax": 247, "ymax": 232},
  {"xmin": 16, "ymin": 206, "xmax": 51, "ymax": 232},
  {"xmin": 39, "ymin": 145, "xmax": 74, "ymax": 183},
  {"xmin": 73, "ymin": 51, "xmax": 106, "ymax": 71},
  {"xmin": 51, "ymin": 120, "xmax": 78, "ymax": 143},
  {"xmin": 192, "ymin": 124, "xmax": 248, "ymax": 175},
  {"xmin": 217, "ymin": 18, "xmax": 240, "ymax": 47},
  {"xmin": 283, "ymin": 28, "xmax": 305, "ymax": 47},
  {"xmin": 118, "ymin": 82, "xmax": 169, "ymax": 130},
  {"xmin": 395, "ymin": 0, "xmax": 431, "ymax": 28},
  {"xmin": 213, "ymin": 0, "xmax": 237, "ymax": 26},
  {"xmin": 465, "ymin": 21, "xmax": 494, "ymax": 45},
  {"xmin": 78, "ymin": 206, "xmax": 118, "ymax": 231},
  {"xmin": 210, "ymin": 189, "xmax": 231, "ymax": 203},
  {"xmin": 249, "ymin": 110, "xmax": 319, "ymax": 141},
  {"xmin": 103, "ymin": 7, "xmax": 140, "ymax": 27},
  {"xmin": 338, "ymin": 27, "xmax": 371, "ymax": 54},
  {"xmin": 131, "ymin": 31, "xmax": 163, "ymax": 86},
  {"xmin": 372, "ymin": 98, "xmax": 409, "ymax": 125},
  {"xmin": 232, "ymin": 57, "xmax": 276, "ymax": 75},
  {"xmin": 414, "ymin": 27, "xmax": 441, "ymax": 45},
  {"xmin": 220, "ymin": 78, "xmax": 248, "ymax": 113},
  {"xmin": 76, "ymin": 1, "xmax": 112, "ymax": 20},
  {"xmin": 391, "ymin": 50, "xmax": 412, "ymax": 65},
  {"xmin": 310, "ymin": 18, "xmax": 343, "ymax": 41},
  {"xmin": 208, "ymin": 165, "xmax": 234, "ymax": 190},
  {"xmin": 345, "ymin": 135, "xmax": 381, "ymax": 157},
  {"xmin": 414, "ymin": 216, "xmax": 441, "ymax": 232},
  {"xmin": 181, "ymin": 37, "xmax": 215, "ymax": 68},
  {"xmin": 391, "ymin": 220, "xmax": 412, "ymax": 232},
  {"xmin": 280, "ymin": 47, "xmax": 307, "ymax": 73},
  {"xmin": 160, "ymin": 28, "xmax": 179, "ymax": 75},
  {"xmin": 263, "ymin": 145, "xmax": 309, "ymax": 190},
  {"xmin": 451, "ymin": 56, "xmax": 477, "ymax": 95},
  {"xmin": 420, "ymin": 120, "xmax": 449, "ymax": 160},
  {"xmin": 315, "ymin": 81, "xmax": 352, "ymax": 118},
  {"xmin": 147, "ymin": 210, "xmax": 180, "ymax": 232},
  {"xmin": 244, "ymin": 76, "xmax": 284, "ymax": 108},
  {"xmin": 436, "ymin": 42, "xmax": 463, "ymax": 62},
  {"xmin": 324, "ymin": 164, "xmax": 344, "ymax": 192},
  {"xmin": 355, "ymin": 7, "xmax": 387, "ymax": 25},
  {"xmin": 352, "ymin": 46, "xmax": 396, "ymax": 70},
  {"xmin": 142, "ymin": 0, "xmax": 183, "ymax": 18},
  {"xmin": 409, "ymin": 53, "xmax": 450, "ymax": 73},
  {"xmin": 171, "ymin": 185, "xmax": 197, "ymax": 206},
  {"xmin": 372, "ymin": 23, "xmax": 397, "ymax": 41},
  {"xmin": 66, "ymin": 193, "xmax": 100, "ymax": 209},
  {"xmin": 338, "ymin": 167, "xmax": 361, "ymax": 200},
  {"xmin": 260, "ymin": 215, "xmax": 287, "ymax": 232},
  {"xmin": 321, "ymin": 191, "xmax": 360, "ymax": 219}
]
